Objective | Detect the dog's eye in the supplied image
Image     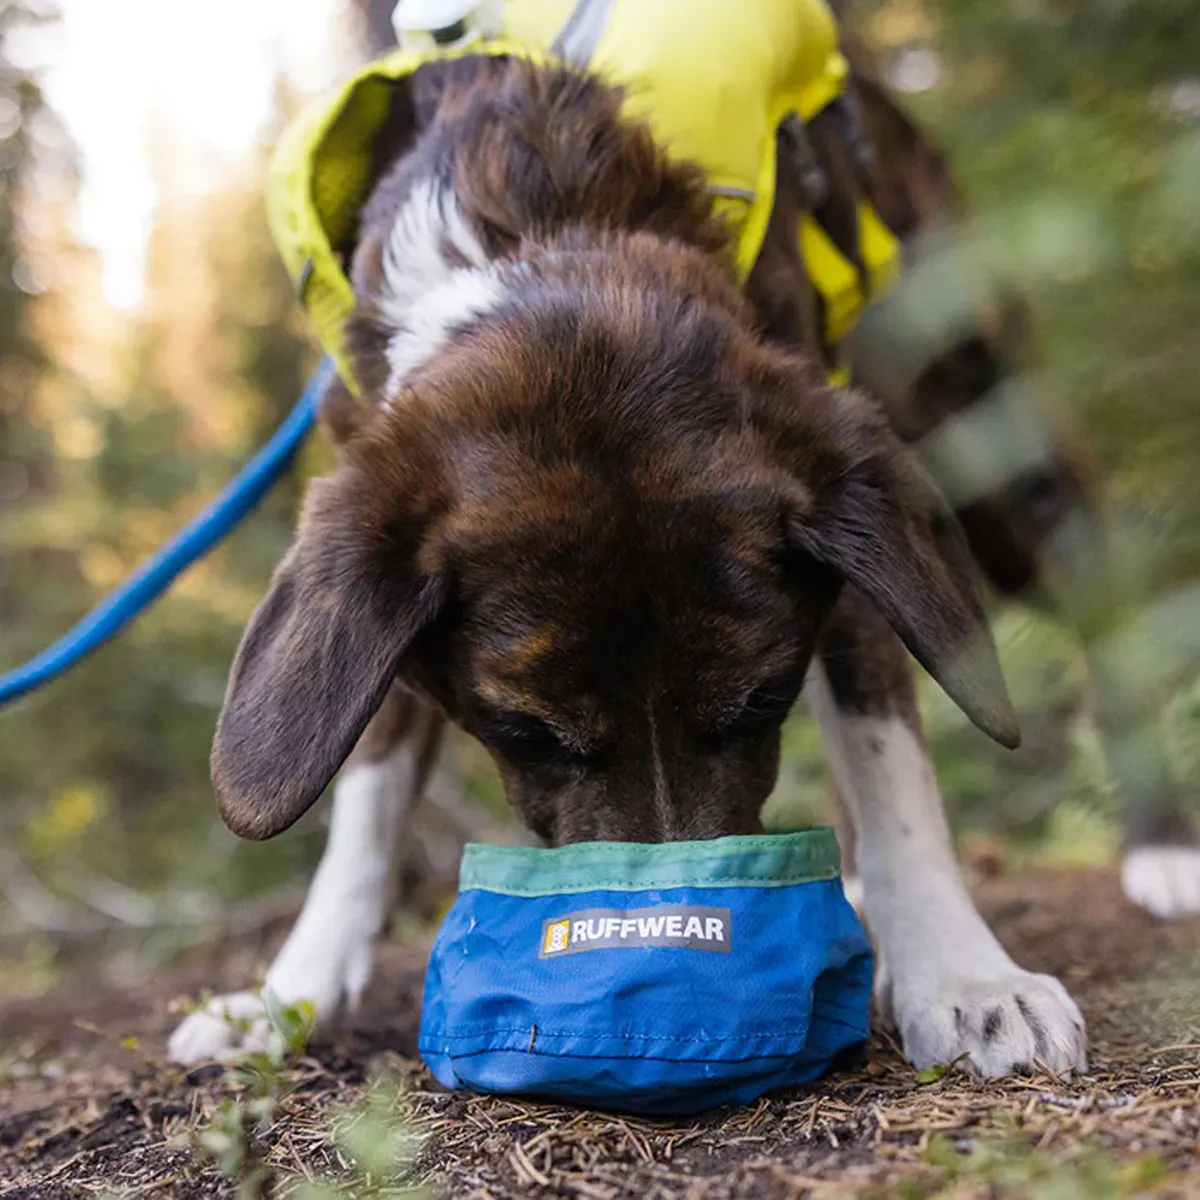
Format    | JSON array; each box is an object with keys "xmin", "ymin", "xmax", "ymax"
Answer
[
  {"xmin": 477, "ymin": 709, "xmax": 577, "ymax": 766},
  {"xmin": 724, "ymin": 672, "xmax": 803, "ymax": 735}
]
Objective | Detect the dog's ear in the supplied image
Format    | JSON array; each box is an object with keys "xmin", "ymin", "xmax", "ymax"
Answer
[
  {"xmin": 757, "ymin": 360, "xmax": 1019, "ymax": 748},
  {"xmin": 211, "ymin": 457, "xmax": 446, "ymax": 840}
]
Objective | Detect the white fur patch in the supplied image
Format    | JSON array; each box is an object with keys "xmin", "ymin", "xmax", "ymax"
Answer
[
  {"xmin": 385, "ymin": 269, "xmax": 505, "ymax": 391},
  {"xmin": 377, "ymin": 179, "xmax": 504, "ymax": 397},
  {"xmin": 1122, "ymin": 846, "xmax": 1200, "ymax": 918},
  {"xmin": 806, "ymin": 664, "xmax": 1087, "ymax": 1076},
  {"xmin": 168, "ymin": 738, "xmax": 426, "ymax": 1064}
]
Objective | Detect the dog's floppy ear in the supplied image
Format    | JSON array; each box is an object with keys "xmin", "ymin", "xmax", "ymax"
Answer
[
  {"xmin": 211, "ymin": 460, "xmax": 445, "ymax": 840},
  {"xmin": 758, "ymin": 361, "xmax": 1019, "ymax": 748}
]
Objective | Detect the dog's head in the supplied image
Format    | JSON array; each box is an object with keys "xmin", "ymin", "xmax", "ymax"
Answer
[{"xmin": 211, "ymin": 232, "xmax": 1017, "ymax": 846}]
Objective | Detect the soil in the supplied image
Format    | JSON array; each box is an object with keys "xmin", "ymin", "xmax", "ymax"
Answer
[{"xmin": 1, "ymin": 866, "xmax": 1198, "ymax": 1199}]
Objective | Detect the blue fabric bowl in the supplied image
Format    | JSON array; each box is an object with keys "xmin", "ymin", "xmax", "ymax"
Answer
[{"xmin": 418, "ymin": 830, "xmax": 874, "ymax": 1115}]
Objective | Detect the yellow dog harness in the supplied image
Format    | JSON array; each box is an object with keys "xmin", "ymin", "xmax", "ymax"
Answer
[{"xmin": 268, "ymin": 0, "xmax": 900, "ymax": 393}]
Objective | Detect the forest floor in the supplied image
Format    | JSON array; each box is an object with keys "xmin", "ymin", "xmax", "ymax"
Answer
[{"xmin": 1, "ymin": 866, "xmax": 1198, "ymax": 1199}]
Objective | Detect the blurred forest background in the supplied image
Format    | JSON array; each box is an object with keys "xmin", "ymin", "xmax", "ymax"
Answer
[{"xmin": 1, "ymin": 0, "xmax": 1198, "ymax": 998}]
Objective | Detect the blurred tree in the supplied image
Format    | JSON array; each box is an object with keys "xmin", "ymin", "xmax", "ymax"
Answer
[
  {"xmin": 0, "ymin": 0, "xmax": 64, "ymax": 566},
  {"xmin": 0, "ymin": 0, "xmax": 102, "ymax": 734},
  {"xmin": 0, "ymin": 48, "xmax": 326, "ymax": 958}
]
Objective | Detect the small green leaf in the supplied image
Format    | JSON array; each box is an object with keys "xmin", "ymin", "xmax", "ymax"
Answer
[
  {"xmin": 261, "ymin": 986, "xmax": 317, "ymax": 1055},
  {"xmin": 915, "ymin": 1052, "xmax": 971, "ymax": 1084}
]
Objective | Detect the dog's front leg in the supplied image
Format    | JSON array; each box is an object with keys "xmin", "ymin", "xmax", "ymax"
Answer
[
  {"xmin": 168, "ymin": 688, "xmax": 442, "ymax": 1064},
  {"xmin": 807, "ymin": 589, "xmax": 1087, "ymax": 1076}
]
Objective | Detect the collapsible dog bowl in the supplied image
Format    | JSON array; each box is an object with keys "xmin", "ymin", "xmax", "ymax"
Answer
[{"xmin": 418, "ymin": 829, "xmax": 874, "ymax": 1115}]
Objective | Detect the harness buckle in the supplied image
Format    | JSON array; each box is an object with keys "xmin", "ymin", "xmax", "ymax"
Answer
[
  {"xmin": 832, "ymin": 92, "xmax": 877, "ymax": 178},
  {"xmin": 392, "ymin": 0, "xmax": 504, "ymax": 52}
]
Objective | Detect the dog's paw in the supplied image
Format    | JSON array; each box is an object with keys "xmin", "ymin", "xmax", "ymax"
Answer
[
  {"xmin": 167, "ymin": 922, "xmax": 376, "ymax": 1065},
  {"xmin": 167, "ymin": 992, "xmax": 273, "ymax": 1065},
  {"xmin": 885, "ymin": 971, "xmax": 1087, "ymax": 1077},
  {"xmin": 1122, "ymin": 846, "xmax": 1200, "ymax": 918}
]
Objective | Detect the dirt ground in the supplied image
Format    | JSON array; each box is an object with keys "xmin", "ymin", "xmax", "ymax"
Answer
[{"xmin": 2, "ymin": 866, "xmax": 1198, "ymax": 1199}]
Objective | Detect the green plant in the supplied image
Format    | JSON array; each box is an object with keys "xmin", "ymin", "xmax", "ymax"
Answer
[
  {"xmin": 182, "ymin": 994, "xmax": 427, "ymax": 1198},
  {"xmin": 287, "ymin": 1074, "xmax": 430, "ymax": 1199},
  {"xmin": 921, "ymin": 1129, "xmax": 1169, "ymax": 1199},
  {"xmin": 178, "ymin": 991, "xmax": 313, "ymax": 1196}
]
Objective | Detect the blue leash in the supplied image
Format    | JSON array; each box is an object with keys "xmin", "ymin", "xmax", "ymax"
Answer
[{"xmin": 0, "ymin": 357, "xmax": 333, "ymax": 708}]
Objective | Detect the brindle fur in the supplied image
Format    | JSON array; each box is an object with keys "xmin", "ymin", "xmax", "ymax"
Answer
[
  {"xmin": 213, "ymin": 32, "xmax": 1191, "ymax": 873},
  {"xmin": 210, "ymin": 57, "xmax": 1019, "ymax": 849}
]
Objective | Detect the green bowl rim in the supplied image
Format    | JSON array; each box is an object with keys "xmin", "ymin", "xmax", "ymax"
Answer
[{"xmin": 460, "ymin": 827, "xmax": 842, "ymax": 897}]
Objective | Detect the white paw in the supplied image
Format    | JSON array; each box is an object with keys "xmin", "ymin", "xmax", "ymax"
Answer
[
  {"xmin": 167, "ymin": 918, "xmax": 376, "ymax": 1065},
  {"xmin": 1122, "ymin": 846, "xmax": 1200, "ymax": 918},
  {"xmin": 168, "ymin": 992, "xmax": 272, "ymax": 1065},
  {"xmin": 885, "ymin": 970, "xmax": 1087, "ymax": 1077}
]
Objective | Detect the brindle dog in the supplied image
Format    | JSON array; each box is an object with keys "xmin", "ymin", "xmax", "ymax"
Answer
[{"xmin": 170, "ymin": 56, "xmax": 1101, "ymax": 1075}]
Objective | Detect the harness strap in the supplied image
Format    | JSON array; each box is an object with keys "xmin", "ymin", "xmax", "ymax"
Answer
[
  {"xmin": 779, "ymin": 99, "xmax": 900, "ymax": 383},
  {"xmin": 546, "ymin": 0, "xmax": 899, "ymax": 379}
]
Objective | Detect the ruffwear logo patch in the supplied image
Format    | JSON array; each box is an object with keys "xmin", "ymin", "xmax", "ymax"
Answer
[{"xmin": 538, "ymin": 905, "xmax": 732, "ymax": 957}]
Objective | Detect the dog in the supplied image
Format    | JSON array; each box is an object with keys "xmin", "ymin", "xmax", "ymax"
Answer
[{"xmin": 166, "ymin": 35, "xmax": 1095, "ymax": 1076}]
